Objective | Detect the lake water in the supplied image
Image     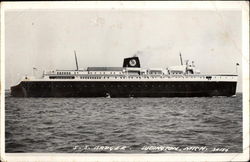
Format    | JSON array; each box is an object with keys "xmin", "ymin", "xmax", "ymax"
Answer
[{"xmin": 5, "ymin": 92, "xmax": 242, "ymax": 153}]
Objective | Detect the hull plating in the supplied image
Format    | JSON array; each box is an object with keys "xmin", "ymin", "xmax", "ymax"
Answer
[{"xmin": 11, "ymin": 81, "xmax": 237, "ymax": 97}]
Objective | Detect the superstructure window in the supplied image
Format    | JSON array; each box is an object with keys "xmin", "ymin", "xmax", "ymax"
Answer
[{"xmin": 49, "ymin": 76, "xmax": 75, "ymax": 79}]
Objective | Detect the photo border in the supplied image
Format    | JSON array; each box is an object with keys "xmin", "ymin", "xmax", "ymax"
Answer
[{"xmin": 1, "ymin": 1, "xmax": 249, "ymax": 162}]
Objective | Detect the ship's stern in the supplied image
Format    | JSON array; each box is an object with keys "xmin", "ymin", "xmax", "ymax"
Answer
[{"xmin": 11, "ymin": 82, "xmax": 25, "ymax": 97}]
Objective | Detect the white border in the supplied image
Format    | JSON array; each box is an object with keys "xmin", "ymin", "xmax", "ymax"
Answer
[
  {"xmin": 0, "ymin": 1, "xmax": 244, "ymax": 10},
  {"xmin": 0, "ymin": 1, "xmax": 6, "ymax": 161},
  {"xmin": 1, "ymin": 1, "xmax": 249, "ymax": 162}
]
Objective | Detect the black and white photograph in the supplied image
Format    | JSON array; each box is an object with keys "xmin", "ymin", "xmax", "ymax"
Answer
[{"xmin": 1, "ymin": 1, "xmax": 249, "ymax": 162}]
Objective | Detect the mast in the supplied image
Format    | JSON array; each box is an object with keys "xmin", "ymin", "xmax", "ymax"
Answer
[
  {"xmin": 236, "ymin": 63, "xmax": 239, "ymax": 75},
  {"xmin": 74, "ymin": 50, "xmax": 79, "ymax": 71},
  {"xmin": 179, "ymin": 52, "xmax": 183, "ymax": 65}
]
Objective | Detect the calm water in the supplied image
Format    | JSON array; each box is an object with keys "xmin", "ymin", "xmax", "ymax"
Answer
[{"xmin": 5, "ymin": 93, "xmax": 242, "ymax": 153}]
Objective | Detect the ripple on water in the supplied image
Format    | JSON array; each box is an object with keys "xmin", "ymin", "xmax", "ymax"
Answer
[{"xmin": 5, "ymin": 94, "xmax": 243, "ymax": 153}]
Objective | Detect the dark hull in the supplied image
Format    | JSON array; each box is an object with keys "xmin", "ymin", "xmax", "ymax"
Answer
[{"xmin": 10, "ymin": 81, "xmax": 237, "ymax": 97}]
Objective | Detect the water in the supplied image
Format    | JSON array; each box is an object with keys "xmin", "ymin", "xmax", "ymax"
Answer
[{"xmin": 5, "ymin": 93, "xmax": 242, "ymax": 153}]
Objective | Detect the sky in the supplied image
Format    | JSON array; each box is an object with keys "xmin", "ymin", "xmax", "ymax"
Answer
[{"xmin": 4, "ymin": 9, "xmax": 242, "ymax": 91}]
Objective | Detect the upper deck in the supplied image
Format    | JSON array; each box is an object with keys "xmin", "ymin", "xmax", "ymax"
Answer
[
  {"xmin": 22, "ymin": 56, "xmax": 238, "ymax": 82},
  {"xmin": 24, "ymin": 69, "xmax": 237, "ymax": 82}
]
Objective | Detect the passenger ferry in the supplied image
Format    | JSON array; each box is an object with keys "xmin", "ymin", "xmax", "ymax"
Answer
[{"xmin": 10, "ymin": 53, "xmax": 238, "ymax": 97}]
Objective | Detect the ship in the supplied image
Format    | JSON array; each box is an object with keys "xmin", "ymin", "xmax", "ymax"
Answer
[{"xmin": 10, "ymin": 52, "xmax": 238, "ymax": 97}]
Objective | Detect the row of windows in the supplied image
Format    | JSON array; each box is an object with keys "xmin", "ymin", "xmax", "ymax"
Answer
[
  {"xmin": 29, "ymin": 84, "xmax": 210, "ymax": 88},
  {"xmin": 80, "ymin": 76, "xmax": 102, "ymax": 79},
  {"xmin": 56, "ymin": 71, "xmax": 187, "ymax": 75},
  {"xmin": 77, "ymin": 76, "xmax": 218, "ymax": 79},
  {"xmin": 79, "ymin": 76, "xmax": 156, "ymax": 79},
  {"xmin": 57, "ymin": 72, "xmax": 71, "ymax": 75},
  {"xmin": 56, "ymin": 72, "xmax": 123, "ymax": 75},
  {"xmin": 56, "ymin": 71, "xmax": 169, "ymax": 75},
  {"xmin": 49, "ymin": 76, "xmax": 75, "ymax": 79},
  {"xmin": 89, "ymin": 72, "xmax": 122, "ymax": 74},
  {"xmin": 50, "ymin": 75, "xmax": 233, "ymax": 80},
  {"xmin": 150, "ymin": 72, "xmax": 163, "ymax": 75}
]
